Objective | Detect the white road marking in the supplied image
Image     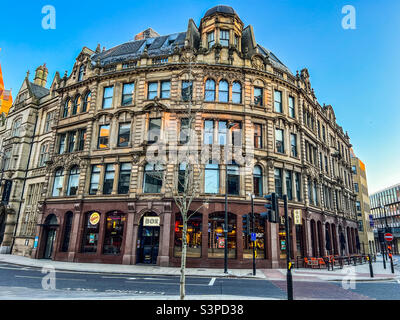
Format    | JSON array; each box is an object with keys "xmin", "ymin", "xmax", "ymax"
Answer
[
  {"xmin": 15, "ymin": 275, "xmax": 86, "ymax": 281},
  {"xmin": 124, "ymin": 280, "xmax": 209, "ymax": 286},
  {"xmin": 0, "ymin": 266, "xmax": 30, "ymax": 271},
  {"xmin": 208, "ymin": 277, "xmax": 216, "ymax": 286}
]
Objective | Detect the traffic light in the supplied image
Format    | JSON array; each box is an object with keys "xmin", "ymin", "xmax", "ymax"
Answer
[
  {"xmin": 261, "ymin": 193, "xmax": 279, "ymax": 223},
  {"xmin": 243, "ymin": 214, "xmax": 250, "ymax": 235},
  {"xmin": 388, "ymin": 245, "xmax": 392, "ymax": 259}
]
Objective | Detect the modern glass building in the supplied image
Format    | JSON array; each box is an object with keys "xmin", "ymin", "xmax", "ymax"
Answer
[{"xmin": 370, "ymin": 183, "xmax": 400, "ymax": 254}]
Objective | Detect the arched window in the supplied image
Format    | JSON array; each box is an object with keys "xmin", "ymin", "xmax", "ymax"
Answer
[
  {"xmin": 52, "ymin": 168, "xmax": 64, "ymax": 197},
  {"xmin": 208, "ymin": 212, "xmax": 236, "ymax": 258},
  {"xmin": 243, "ymin": 213, "xmax": 266, "ymax": 259},
  {"xmin": 253, "ymin": 165, "xmax": 263, "ymax": 196},
  {"xmin": 82, "ymin": 91, "xmax": 91, "ymax": 113},
  {"xmin": 78, "ymin": 65, "xmax": 85, "ymax": 81},
  {"xmin": 310, "ymin": 219, "xmax": 317, "ymax": 257},
  {"xmin": 61, "ymin": 212, "xmax": 73, "ymax": 252},
  {"xmin": 143, "ymin": 163, "xmax": 164, "ymax": 193},
  {"xmin": 63, "ymin": 98, "xmax": 71, "ymax": 118},
  {"xmin": 103, "ymin": 211, "xmax": 126, "ymax": 255},
  {"xmin": 218, "ymin": 80, "xmax": 229, "ymax": 102},
  {"xmin": 81, "ymin": 211, "xmax": 101, "ymax": 253},
  {"xmin": 205, "ymin": 79, "xmax": 215, "ymax": 101},
  {"xmin": 174, "ymin": 212, "xmax": 202, "ymax": 258},
  {"xmin": 72, "ymin": 95, "xmax": 81, "ymax": 115},
  {"xmin": 12, "ymin": 118, "xmax": 22, "ymax": 137},
  {"xmin": 67, "ymin": 166, "xmax": 80, "ymax": 196},
  {"xmin": 232, "ymin": 81, "xmax": 242, "ymax": 104}
]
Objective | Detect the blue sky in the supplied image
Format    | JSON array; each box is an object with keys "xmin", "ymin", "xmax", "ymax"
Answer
[{"xmin": 1, "ymin": 0, "xmax": 399, "ymax": 194}]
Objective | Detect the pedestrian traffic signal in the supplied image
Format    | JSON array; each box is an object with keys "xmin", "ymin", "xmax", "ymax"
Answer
[{"xmin": 261, "ymin": 193, "xmax": 279, "ymax": 223}]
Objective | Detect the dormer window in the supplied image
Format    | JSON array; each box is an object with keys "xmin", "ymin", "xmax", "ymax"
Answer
[
  {"xmin": 12, "ymin": 119, "xmax": 22, "ymax": 137},
  {"xmin": 220, "ymin": 30, "xmax": 229, "ymax": 46},
  {"xmin": 78, "ymin": 65, "xmax": 85, "ymax": 81},
  {"xmin": 207, "ymin": 31, "xmax": 215, "ymax": 48}
]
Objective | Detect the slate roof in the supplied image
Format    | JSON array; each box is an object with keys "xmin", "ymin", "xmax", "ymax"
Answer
[
  {"xmin": 30, "ymin": 82, "xmax": 50, "ymax": 99},
  {"xmin": 204, "ymin": 5, "xmax": 237, "ymax": 17},
  {"xmin": 90, "ymin": 10, "xmax": 291, "ymax": 75},
  {"xmin": 91, "ymin": 32, "xmax": 187, "ymax": 66},
  {"xmin": 257, "ymin": 45, "xmax": 293, "ymax": 75}
]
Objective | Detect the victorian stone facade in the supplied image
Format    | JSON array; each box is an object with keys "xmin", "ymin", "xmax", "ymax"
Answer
[
  {"xmin": 1, "ymin": 6, "xmax": 359, "ymax": 268},
  {"xmin": 0, "ymin": 64, "xmax": 59, "ymax": 255}
]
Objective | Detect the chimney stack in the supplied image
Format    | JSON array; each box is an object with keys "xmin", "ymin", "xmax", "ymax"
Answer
[{"xmin": 34, "ymin": 63, "xmax": 48, "ymax": 87}]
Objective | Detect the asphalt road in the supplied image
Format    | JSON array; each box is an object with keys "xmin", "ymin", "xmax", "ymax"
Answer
[{"xmin": 1, "ymin": 261, "xmax": 400, "ymax": 300}]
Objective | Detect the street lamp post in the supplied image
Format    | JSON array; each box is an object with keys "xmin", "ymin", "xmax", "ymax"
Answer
[
  {"xmin": 247, "ymin": 193, "xmax": 256, "ymax": 276},
  {"xmin": 224, "ymin": 164, "xmax": 228, "ymax": 274},
  {"xmin": 224, "ymin": 123, "xmax": 236, "ymax": 274},
  {"xmin": 381, "ymin": 204, "xmax": 394, "ymax": 273}
]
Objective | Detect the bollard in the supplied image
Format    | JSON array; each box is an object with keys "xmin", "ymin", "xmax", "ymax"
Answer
[{"xmin": 368, "ymin": 254, "xmax": 374, "ymax": 278}]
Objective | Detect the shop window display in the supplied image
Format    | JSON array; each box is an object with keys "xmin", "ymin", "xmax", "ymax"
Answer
[
  {"xmin": 174, "ymin": 213, "xmax": 202, "ymax": 258},
  {"xmin": 81, "ymin": 212, "xmax": 101, "ymax": 253},
  {"xmin": 103, "ymin": 212, "xmax": 126, "ymax": 255},
  {"xmin": 208, "ymin": 212, "xmax": 236, "ymax": 258},
  {"xmin": 242, "ymin": 214, "xmax": 266, "ymax": 259}
]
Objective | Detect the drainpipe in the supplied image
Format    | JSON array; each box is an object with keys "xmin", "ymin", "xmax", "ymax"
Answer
[{"xmin": 10, "ymin": 111, "xmax": 39, "ymax": 254}]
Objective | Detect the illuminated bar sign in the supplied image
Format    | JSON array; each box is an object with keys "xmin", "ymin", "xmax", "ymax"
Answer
[{"xmin": 143, "ymin": 216, "xmax": 160, "ymax": 227}]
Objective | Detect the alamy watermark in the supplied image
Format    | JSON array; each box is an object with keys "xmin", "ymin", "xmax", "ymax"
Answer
[
  {"xmin": 41, "ymin": 265, "xmax": 56, "ymax": 290},
  {"xmin": 342, "ymin": 5, "xmax": 356, "ymax": 30},
  {"xmin": 341, "ymin": 266, "xmax": 356, "ymax": 290},
  {"xmin": 42, "ymin": 5, "xmax": 56, "ymax": 30}
]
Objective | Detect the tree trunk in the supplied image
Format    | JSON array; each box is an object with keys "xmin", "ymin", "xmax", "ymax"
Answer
[{"xmin": 180, "ymin": 215, "xmax": 188, "ymax": 300}]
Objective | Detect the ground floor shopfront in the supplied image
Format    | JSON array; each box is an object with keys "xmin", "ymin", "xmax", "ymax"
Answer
[{"xmin": 32, "ymin": 199, "xmax": 360, "ymax": 269}]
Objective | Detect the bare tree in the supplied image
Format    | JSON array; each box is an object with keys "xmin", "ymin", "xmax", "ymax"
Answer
[{"xmin": 145, "ymin": 56, "xmax": 211, "ymax": 300}]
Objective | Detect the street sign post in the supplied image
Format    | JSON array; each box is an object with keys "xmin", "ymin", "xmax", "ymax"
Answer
[
  {"xmin": 384, "ymin": 233, "xmax": 393, "ymax": 242},
  {"xmin": 385, "ymin": 234, "xmax": 395, "ymax": 273}
]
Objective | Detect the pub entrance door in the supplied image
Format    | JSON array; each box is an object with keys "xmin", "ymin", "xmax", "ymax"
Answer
[
  {"xmin": 137, "ymin": 214, "xmax": 160, "ymax": 264},
  {"xmin": 42, "ymin": 214, "xmax": 59, "ymax": 259}
]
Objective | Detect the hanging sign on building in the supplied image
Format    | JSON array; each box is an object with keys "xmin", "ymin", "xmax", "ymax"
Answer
[
  {"xmin": 293, "ymin": 210, "xmax": 302, "ymax": 225},
  {"xmin": 143, "ymin": 216, "xmax": 160, "ymax": 227},
  {"xmin": 89, "ymin": 212, "xmax": 100, "ymax": 225}
]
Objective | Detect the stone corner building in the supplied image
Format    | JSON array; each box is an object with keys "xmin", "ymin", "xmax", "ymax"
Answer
[{"xmin": 0, "ymin": 6, "xmax": 359, "ymax": 268}]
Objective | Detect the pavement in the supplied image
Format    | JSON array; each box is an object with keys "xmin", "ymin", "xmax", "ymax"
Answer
[{"xmin": 0, "ymin": 254, "xmax": 399, "ymax": 283}]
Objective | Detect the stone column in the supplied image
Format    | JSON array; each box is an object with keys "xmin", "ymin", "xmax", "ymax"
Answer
[
  {"xmin": 122, "ymin": 202, "xmax": 136, "ymax": 265},
  {"xmin": 270, "ymin": 218, "xmax": 280, "ymax": 268},
  {"xmin": 306, "ymin": 216, "xmax": 313, "ymax": 256},
  {"xmin": 158, "ymin": 202, "xmax": 172, "ymax": 267},
  {"xmin": 68, "ymin": 202, "xmax": 83, "ymax": 262},
  {"xmin": 0, "ymin": 208, "xmax": 17, "ymax": 254},
  {"xmin": 201, "ymin": 209, "xmax": 208, "ymax": 259}
]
